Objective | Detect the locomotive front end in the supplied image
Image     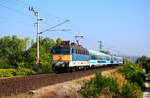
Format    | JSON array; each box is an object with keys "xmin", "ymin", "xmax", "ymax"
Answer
[{"xmin": 52, "ymin": 41, "xmax": 72, "ymax": 72}]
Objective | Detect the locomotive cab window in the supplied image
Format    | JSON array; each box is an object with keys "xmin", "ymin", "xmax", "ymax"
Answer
[
  {"xmin": 52, "ymin": 47, "xmax": 70, "ymax": 54},
  {"xmin": 62, "ymin": 48, "xmax": 70, "ymax": 54},
  {"xmin": 52, "ymin": 47, "xmax": 61, "ymax": 54}
]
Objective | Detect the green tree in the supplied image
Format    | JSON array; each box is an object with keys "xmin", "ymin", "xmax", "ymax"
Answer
[
  {"xmin": 123, "ymin": 59, "xmax": 132, "ymax": 64},
  {"xmin": 145, "ymin": 59, "xmax": 150, "ymax": 73},
  {"xmin": 56, "ymin": 37, "xmax": 62, "ymax": 45},
  {"xmin": 136, "ymin": 55, "xmax": 148, "ymax": 68},
  {"xmin": 0, "ymin": 35, "xmax": 31, "ymax": 68},
  {"xmin": 25, "ymin": 37, "xmax": 56, "ymax": 73},
  {"xmin": 0, "ymin": 35, "xmax": 58, "ymax": 76}
]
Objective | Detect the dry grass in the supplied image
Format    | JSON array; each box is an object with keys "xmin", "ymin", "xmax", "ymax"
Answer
[
  {"xmin": 110, "ymin": 72, "xmax": 126, "ymax": 91},
  {"xmin": 99, "ymin": 71, "xmax": 126, "ymax": 98}
]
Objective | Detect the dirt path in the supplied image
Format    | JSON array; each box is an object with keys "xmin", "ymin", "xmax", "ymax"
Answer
[{"xmin": 143, "ymin": 77, "xmax": 150, "ymax": 98}]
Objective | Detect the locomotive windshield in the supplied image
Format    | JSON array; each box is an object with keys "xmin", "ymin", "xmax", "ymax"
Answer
[{"xmin": 52, "ymin": 47, "xmax": 70, "ymax": 54}]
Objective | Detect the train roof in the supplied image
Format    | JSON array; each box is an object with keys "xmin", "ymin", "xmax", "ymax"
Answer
[{"xmin": 53, "ymin": 44, "xmax": 89, "ymax": 51}]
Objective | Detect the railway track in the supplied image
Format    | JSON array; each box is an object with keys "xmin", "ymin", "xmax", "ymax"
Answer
[{"xmin": 0, "ymin": 65, "xmax": 120, "ymax": 97}]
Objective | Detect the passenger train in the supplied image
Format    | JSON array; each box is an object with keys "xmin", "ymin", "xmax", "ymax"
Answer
[{"xmin": 52, "ymin": 41, "xmax": 123, "ymax": 73}]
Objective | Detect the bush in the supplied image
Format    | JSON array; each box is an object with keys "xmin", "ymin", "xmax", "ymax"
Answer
[
  {"xmin": 108, "ymin": 78, "xmax": 119, "ymax": 96},
  {"xmin": 118, "ymin": 64, "xmax": 145, "ymax": 88},
  {"xmin": 120, "ymin": 82, "xmax": 142, "ymax": 98},
  {"xmin": 0, "ymin": 69, "xmax": 16, "ymax": 77},
  {"xmin": 78, "ymin": 72, "xmax": 119, "ymax": 98},
  {"xmin": 78, "ymin": 71, "xmax": 143, "ymax": 98},
  {"xmin": 0, "ymin": 68, "xmax": 36, "ymax": 77},
  {"xmin": 16, "ymin": 67, "xmax": 36, "ymax": 75}
]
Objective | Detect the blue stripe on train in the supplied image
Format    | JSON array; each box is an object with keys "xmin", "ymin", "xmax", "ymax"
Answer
[
  {"xmin": 97, "ymin": 61, "xmax": 106, "ymax": 63},
  {"xmin": 89, "ymin": 61, "xmax": 96, "ymax": 63}
]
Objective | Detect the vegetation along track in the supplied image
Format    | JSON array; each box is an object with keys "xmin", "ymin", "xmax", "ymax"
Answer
[{"xmin": 0, "ymin": 65, "xmax": 120, "ymax": 97}]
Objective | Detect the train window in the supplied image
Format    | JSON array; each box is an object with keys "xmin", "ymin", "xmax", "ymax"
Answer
[
  {"xmin": 76, "ymin": 49, "xmax": 78, "ymax": 54},
  {"xmin": 91, "ymin": 54, "xmax": 96, "ymax": 60},
  {"xmin": 63, "ymin": 48, "xmax": 70, "ymax": 54},
  {"xmin": 53, "ymin": 47, "xmax": 61, "ymax": 54},
  {"xmin": 53, "ymin": 47, "xmax": 70, "ymax": 54},
  {"xmin": 85, "ymin": 50, "xmax": 87, "ymax": 55},
  {"xmin": 81, "ymin": 50, "xmax": 83, "ymax": 54},
  {"xmin": 95, "ymin": 55, "xmax": 99, "ymax": 60},
  {"xmin": 80, "ymin": 49, "xmax": 82, "ymax": 54},
  {"xmin": 73, "ymin": 48, "xmax": 76, "ymax": 54},
  {"xmin": 99, "ymin": 56, "xmax": 105, "ymax": 60},
  {"xmin": 87, "ymin": 51, "xmax": 89, "ymax": 55},
  {"xmin": 106, "ymin": 57, "xmax": 110, "ymax": 61},
  {"xmin": 79, "ymin": 49, "xmax": 81, "ymax": 54},
  {"xmin": 72, "ymin": 48, "xmax": 74, "ymax": 53}
]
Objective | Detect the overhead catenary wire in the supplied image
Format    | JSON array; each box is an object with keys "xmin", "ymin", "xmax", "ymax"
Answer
[
  {"xmin": 0, "ymin": 0, "xmax": 74, "ymax": 37},
  {"xmin": 0, "ymin": 3, "xmax": 34, "ymax": 20},
  {"xmin": 39, "ymin": 20, "xmax": 70, "ymax": 34},
  {"xmin": 0, "ymin": 16, "xmax": 33, "ymax": 26},
  {"xmin": 13, "ymin": 0, "xmax": 67, "ymax": 27},
  {"xmin": 0, "ymin": 0, "xmax": 52, "ymax": 27}
]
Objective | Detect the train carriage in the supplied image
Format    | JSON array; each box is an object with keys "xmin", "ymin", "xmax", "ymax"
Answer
[{"xmin": 89, "ymin": 50, "xmax": 111, "ymax": 67}]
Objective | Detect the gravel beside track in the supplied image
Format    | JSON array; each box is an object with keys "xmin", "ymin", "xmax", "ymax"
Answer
[{"xmin": 0, "ymin": 66, "xmax": 119, "ymax": 97}]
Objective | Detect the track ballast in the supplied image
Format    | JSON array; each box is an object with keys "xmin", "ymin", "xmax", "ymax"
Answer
[{"xmin": 0, "ymin": 65, "xmax": 120, "ymax": 97}]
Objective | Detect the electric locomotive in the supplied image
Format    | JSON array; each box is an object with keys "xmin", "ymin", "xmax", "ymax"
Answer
[{"xmin": 52, "ymin": 41, "xmax": 89, "ymax": 73}]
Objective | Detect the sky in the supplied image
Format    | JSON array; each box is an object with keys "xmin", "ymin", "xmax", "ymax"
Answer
[{"xmin": 0, "ymin": 0, "xmax": 150, "ymax": 57}]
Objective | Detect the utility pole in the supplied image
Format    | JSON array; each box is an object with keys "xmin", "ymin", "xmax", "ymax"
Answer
[
  {"xmin": 29, "ymin": 7, "xmax": 42, "ymax": 74},
  {"xmin": 36, "ymin": 12, "xmax": 39, "ymax": 74},
  {"xmin": 98, "ymin": 40, "xmax": 103, "ymax": 52},
  {"xmin": 29, "ymin": 7, "xmax": 70, "ymax": 74}
]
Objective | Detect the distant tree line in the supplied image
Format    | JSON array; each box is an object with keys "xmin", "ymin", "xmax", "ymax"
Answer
[{"xmin": 0, "ymin": 35, "xmax": 62, "ymax": 77}]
